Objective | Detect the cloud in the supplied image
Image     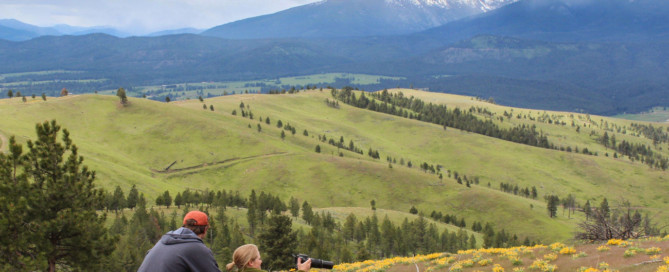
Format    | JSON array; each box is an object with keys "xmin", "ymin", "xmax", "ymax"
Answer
[{"xmin": 0, "ymin": 0, "xmax": 321, "ymax": 34}]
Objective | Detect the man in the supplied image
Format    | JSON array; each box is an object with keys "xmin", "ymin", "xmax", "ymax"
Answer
[{"xmin": 138, "ymin": 210, "xmax": 221, "ymax": 272}]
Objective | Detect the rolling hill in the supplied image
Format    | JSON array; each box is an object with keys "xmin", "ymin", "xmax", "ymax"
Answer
[
  {"xmin": 2, "ymin": 0, "xmax": 669, "ymax": 115},
  {"xmin": 0, "ymin": 90, "xmax": 667, "ymax": 243}
]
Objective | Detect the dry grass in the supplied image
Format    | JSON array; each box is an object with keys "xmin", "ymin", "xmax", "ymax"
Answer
[{"xmin": 330, "ymin": 237, "xmax": 669, "ymax": 272}]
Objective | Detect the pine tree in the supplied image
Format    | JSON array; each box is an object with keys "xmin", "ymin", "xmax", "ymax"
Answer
[
  {"xmin": 600, "ymin": 198, "xmax": 610, "ymax": 218},
  {"xmin": 583, "ymin": 200, "xmax": 592, "ymax": 220},
  {"xmin": 116, "ymin": 87, "xmax": 128, "ymax": 105},
  {"xmin": 546, "ymin": 195, "xmax": 559, "ymax": 218},
  {"xmin": 174, "ymin": 192, "xmax": 183, "ymax": 208},
  {"xmin": 0, "ymin": 120, "xmax": 116, "ymax": 271},
  {"xmin": 302, "ymin": 201, "xmax": 314, "ymax": 224},
  {"xmin": 6, "ymin": 89, "xmax": 13, "ymax": 98},
  {"xmin": 111, "ymin": 185, "xmax": 126, "ymax": 213},
  {"xmin": 126, "ymin": 184, "xmax": 139, "ymax": 210},
  {"xmin": 257, "ymin": 211, "xmax": 298, "ymax": 270},
  {"xmin": 289, "ymin": 197, "xmax": 300, "ymax": 217},
  {"xmin": 163, "ymin": 190, "xmax": 172, "ymax": 208},
  {"xmin": 247, "ymin": 190, "xmax": 258, "ymax": 235}
]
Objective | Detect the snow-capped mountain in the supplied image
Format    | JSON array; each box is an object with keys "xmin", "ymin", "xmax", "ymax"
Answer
[
  {"xmin": 202, "ymin": 0, "xmax": 517, "ymax": 39},
  {"xmin": 384, "ymin": 0, "xmax": 515, "ymax": 11}
]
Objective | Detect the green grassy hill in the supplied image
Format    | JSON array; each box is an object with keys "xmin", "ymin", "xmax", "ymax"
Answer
[{"xmin": 0, "ymin": 90, "xmax": 667, "ymax": 243}]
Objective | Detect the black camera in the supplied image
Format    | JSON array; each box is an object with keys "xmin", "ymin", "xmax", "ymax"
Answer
[{"xmin": 293, "ymin": 254, "xmax": 334, "ymax": 269}]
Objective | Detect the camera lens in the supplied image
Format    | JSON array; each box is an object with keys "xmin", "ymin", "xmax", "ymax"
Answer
[{"xmin": 311, "ymin": 258, "xmax": 334, "ymax": 269}]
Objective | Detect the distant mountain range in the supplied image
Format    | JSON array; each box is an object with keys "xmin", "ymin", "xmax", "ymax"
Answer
[
  {"xmin": 0, "ymin": 19, "xmax": 203, "ymax": 41},
  {"xmin": 1, "ymin": 0, "xmax": 668, "ymax": 115},
  {"xmin": 0, "ymin": 19, "xmax": 130, "ymax": 41},
  {"xmin": 416, "ymin": 0, "xmax": 669, "ymax": 43},
  {"xmin": 202, "ymin": 0, "xmax": 517, "ymax": 39},
  {"xmin": 1, "ymin": 0, "xmax": 518, "ymax": 41}
]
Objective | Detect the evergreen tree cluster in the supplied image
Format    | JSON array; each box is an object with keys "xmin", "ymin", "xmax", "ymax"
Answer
[
  {"xmin": 0, "ymin": 120, "xmax": 116, "ymax": 271},
  {"xmin": 267, "ymin": 85, "xmax": 319, "ymax": 95},
  {"xmin": 317, "ymin": 134, "xmax": 365, "ymax": 155},
  {"xmin": 429, "ymin": 211, "xmax": 467, "ymax": 228},
  {"xmin": 630, "ymin": 123, "xmax": 669, "ymax": 145},
  {"xmin": 318, "ymin": 212, "xmax": 478, "ymax": 262},
  {"xmin": 325, "ymin": 98, "xmax": 340, "ymax": 108},
  {"xmin": 499, "ymin": 183, "xmax": 538, "ymax": 199},
  {"xmin": 429, "ymin": 210, "xmax": 535, "ymax": 248},
  {"xmin": 614, "ymin": 140, "xmax": 668, "ymax": 170},
  {"xmin": 331, "ymin": 88, "xmax": 555, "ymax": 150}
]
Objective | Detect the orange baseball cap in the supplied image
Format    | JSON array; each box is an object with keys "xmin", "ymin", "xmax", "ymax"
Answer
[{"xmin": 183, "ymin": 211, "xmax": 209, "ymax": 226}]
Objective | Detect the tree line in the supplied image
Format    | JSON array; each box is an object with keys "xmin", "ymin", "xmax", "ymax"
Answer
[{"xmin": 331, "ymin": 88, "xmax": 557, "ymax": 150}]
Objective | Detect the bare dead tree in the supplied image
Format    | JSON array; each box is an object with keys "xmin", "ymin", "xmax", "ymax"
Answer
[{"xmin": 575, "ymin": 204, "xmax": 645, "ymax": 241}]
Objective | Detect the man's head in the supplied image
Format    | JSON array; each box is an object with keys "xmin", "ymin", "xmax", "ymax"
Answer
[{"xmin": 183, "ymin": 210, "xmax": 209, "ymax": 236}]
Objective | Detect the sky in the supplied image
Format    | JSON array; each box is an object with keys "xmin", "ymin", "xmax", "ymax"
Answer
[{"xmin": 0, "ymin": 0, "xmax": 321, "ymax": 34}]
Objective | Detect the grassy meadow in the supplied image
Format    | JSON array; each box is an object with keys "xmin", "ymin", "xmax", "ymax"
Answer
[
  {"xmin": 616, "ymin": 107, "xmax": 669, "ymax": 123},
  {"xmin": 0, "ymin": 89, "xmax": 667, "ymax": 244}
]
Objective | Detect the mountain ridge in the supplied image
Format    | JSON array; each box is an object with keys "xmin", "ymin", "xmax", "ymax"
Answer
[{"xmin": 202, "ymin": 0, "xmax": 516, "ymax": 39}]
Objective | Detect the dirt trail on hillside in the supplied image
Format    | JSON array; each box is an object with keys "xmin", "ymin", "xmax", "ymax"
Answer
[{"xmin": 151, "ymin": 152, "xmax": 289, "ymax": 174}]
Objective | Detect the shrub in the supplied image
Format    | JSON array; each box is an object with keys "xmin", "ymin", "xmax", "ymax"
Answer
[
  {"xmin": 644, "ymin": 247, "xmax": 661, "ymax": 255},
  {"xmin": 478, "ymin": 258, "xmax": 493, "ymax": 266},
  {"xmin": 623, "ymin": 248, "xmax": 637, "ymax": 257},
  {"xmin": 573, "ymin": 252, "xmax": 587, "ymax": 259}
]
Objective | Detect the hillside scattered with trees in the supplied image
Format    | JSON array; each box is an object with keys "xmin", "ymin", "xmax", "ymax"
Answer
[{"xmin": 0, "ymin": 89, "xmax": 667, "ymax": 270}]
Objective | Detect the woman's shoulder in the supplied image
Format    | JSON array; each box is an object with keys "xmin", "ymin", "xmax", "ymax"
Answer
[{"xmin": 240, "ymin": 268, "xmax": 265, "ymax": 272}]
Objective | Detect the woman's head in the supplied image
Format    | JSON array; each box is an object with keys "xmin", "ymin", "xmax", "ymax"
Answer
[{"xmin": 226, "ymin": 244, "xmax": 262, "ymax": 271}]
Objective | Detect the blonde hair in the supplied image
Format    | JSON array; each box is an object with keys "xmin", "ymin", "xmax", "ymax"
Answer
[{"xmin": 226, "ymin": 244, "xmax": 259, "ymax": 271}]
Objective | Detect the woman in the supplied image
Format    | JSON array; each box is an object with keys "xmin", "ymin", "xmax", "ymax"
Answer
[{"xmin": 226, "ymin": 244, "xmax": 311, "ymax": 271}]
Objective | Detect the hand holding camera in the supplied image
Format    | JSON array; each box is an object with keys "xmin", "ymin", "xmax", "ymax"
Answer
[{"xmin": 294, "ymin": 254, "xmax": 334, "ymax": 270}]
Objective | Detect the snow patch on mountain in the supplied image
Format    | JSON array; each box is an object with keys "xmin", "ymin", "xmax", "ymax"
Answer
[{"xmin": 384, "ymin": 0, "xmax": 517, "ymax": 11}]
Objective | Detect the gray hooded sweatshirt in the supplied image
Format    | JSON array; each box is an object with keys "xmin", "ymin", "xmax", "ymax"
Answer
[{"xmin": 138, "ymin": 227, "xmax": 221, "ymax": 272}]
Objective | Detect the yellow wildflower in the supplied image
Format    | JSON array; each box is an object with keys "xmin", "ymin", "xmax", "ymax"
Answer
[
  {"xmin": 597, "ymin": 245, "xmax": 610, "ymax": 252},
  {"xmin": 607, "ymin": 239, "xmax": 623, "ymax": 245},
  {"xmin": 645, "ymin": 247, "xmax": 662, "ymax": 255},
  {"xmin": 543, "ymin": 253, "xmax": 558, "ymax": 261},
  {"xmin": 559, "ymin": 247, "xmax": 576, "ymax": 255}
]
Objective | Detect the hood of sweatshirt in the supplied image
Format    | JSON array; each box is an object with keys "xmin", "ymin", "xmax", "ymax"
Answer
[{"xmin": 160, "ymin": 227, "xmax": 204, "ymax": 245}]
